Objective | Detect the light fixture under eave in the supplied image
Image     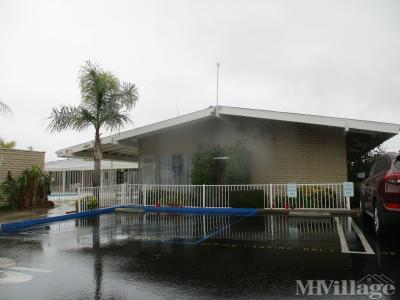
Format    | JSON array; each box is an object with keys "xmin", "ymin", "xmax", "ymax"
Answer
[{"xmin": 213, "ymin": 156, "xmax": 229, "ymax": 160}]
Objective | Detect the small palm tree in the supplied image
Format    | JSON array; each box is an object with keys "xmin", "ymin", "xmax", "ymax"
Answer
[
  {"xmin": 47, "ymin": 61, "xmax": 138, "ymax": 186},
  {"xmin": 0, "ymin": 138, "xmax": 16, "ymax": 149},
  {"xmin": 0, "ymin": 101, "xmax": 14, "ymax": 149},
  {"xmin": 0, "ymin": 100, "xmax": 11, "ymax": 114}
]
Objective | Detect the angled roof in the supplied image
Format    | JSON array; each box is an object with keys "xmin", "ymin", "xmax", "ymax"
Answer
[{"xmin": 56, "ymin": 105, "xmax": 400, "ymax": 161}]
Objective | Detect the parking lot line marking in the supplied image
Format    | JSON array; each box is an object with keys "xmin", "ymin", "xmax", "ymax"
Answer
[
  {"xmin": 342, "ymin": 251, "xmax": 372, "ymax": 255},
  {"xmin": 334, "ymin": 217, "xmax": 375, "ymax": 255},
  {"xmin": 8, "ymin": 266, "xmax": 52, "ymax": 273},
  {"xmin": 350, "ymin": 219, "xmax": 375, "ymax": 255},
  {"xmin": 334, "ymin": 217, "xmax": 349, "ymax": 253}
]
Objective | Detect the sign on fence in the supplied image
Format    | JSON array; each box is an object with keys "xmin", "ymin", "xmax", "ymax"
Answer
[
  {"xmin": 343, "ymin": 182, "xmax": 354, "ymax": 197},
  {"xmin": 287, "ymin": 183, "xmax": 297, "ymax": 198}
]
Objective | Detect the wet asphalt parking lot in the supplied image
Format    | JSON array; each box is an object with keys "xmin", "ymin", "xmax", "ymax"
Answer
[{"xmin": 0, "ymin": 212, "xmax": 399, "ymax": 300}]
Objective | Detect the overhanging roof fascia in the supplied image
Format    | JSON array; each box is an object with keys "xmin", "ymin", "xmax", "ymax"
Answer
[
  {"xmin": 117, "ymin": 106, "xmax": 215, "ymax": 141},
  {"xmin": 56, "ymin": 106, "xmax": 214, "ymax": 158},
  {"xmin": 218, "ymin": 106, "xmax": 400, "ymax": 135}
]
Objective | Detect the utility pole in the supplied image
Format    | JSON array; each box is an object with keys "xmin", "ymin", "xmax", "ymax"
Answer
[{"xmin": 216, "ymin": 62, "xmax": 220, "ymax": 107}]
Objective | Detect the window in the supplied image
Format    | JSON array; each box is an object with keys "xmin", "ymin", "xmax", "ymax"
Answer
[
  {"xmin": 182, "ymin": 154, "xmax": 192, "ymax": 184},
  {"xmin": 373, "ymin": 160, "xmax": 383, "ymax": 175},
  {"xmin": 116, "ymin": 170, "xmax": 125, "ymax": 184},
  {"xmin": 394, "ymin": 157, "xmax": 400, "ymax": 170},
  {"xmin": 372, "ymin": 158, "xmax": 389, "ymax": 176},
  {"xmin": 369, "ymin": 163, "xmax": 376, "ymax": 177},
  {"xmin": 139, "ymin": 155, "xmax": 156, "ymax": 184},
  {"xmin": 384, "ymin": 157, "xmax": 391, "ymax": 171},
  {"xmin": 159, "ymin": 154, "xmax": 192, "ymax": 185},
  {"xmin": 159, "ymin": 155, "xmax": 173, "ymax": 184}
]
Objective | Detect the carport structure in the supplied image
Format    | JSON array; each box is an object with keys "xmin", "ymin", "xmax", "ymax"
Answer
[{"xmin": 45, "ymin": 159, "xmax": 138, "ymax": 193}]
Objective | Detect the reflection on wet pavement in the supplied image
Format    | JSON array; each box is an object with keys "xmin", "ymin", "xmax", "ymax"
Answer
[{"xmin": 0, "ymin": 212, "xmax": 399, "ymax": 299}]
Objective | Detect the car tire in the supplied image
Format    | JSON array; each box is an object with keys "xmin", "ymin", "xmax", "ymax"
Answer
[{"xmin": 373, "ymin": 202, "xmax": 385, "ymax": 237}]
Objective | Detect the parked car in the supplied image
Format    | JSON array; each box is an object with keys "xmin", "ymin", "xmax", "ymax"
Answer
[{"xmin": 359, "ymin": 152, "xmax": 400, "ymax": 235}]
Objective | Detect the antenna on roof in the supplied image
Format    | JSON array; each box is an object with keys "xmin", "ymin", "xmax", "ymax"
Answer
[{"xmin": 216, "ymin": 62, "xmax": 220, "ymax": 107}]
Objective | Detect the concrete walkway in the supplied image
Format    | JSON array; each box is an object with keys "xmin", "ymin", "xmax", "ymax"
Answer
[
  {"xmin": 0, "ymin": 201, "xmax": 76, "ymax": 225},
  {"xmin": 0, "ymin": 208, "xmax": 51, "ymax": 224},
  {"xmin": 0, "ymin": 257, "xmax": 15, "ymax": 269}
]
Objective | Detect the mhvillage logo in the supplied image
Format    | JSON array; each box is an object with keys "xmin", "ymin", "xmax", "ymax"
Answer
[{"xmin": 295, "ymin": 274, "xmax": 395, "ymax": 299}]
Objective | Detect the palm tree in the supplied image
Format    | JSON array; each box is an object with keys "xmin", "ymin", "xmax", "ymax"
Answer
[
  {"xmin": 0, "ymin": 138, "xmax": 16, "ymax": 149},
  {"xmin": 47, "ymin": 61, "xmax": 138, "ymax": 187},
  {"xmin": 0, "ymin": 100, "xmax": 11, "ymax": 114},
  {"xmin": 0, "ymin": 101, "xmax": 14, "ymax": 149}
]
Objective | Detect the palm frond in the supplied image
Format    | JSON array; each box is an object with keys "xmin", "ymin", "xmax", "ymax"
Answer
[
  {"xmin": 46, "ymin": 105, "xmax": 93, "ymax": 132},
  {"xmin": 101, "ymin": 108, "xmax": 132, "ymax": 132},
  {"xmin": 0, "ymin": 101, "xmax": 11, "ymax": 114},
  {"xmin": 79, "ymin": 61, "xmax": 103, "ymax": 105},
  {"xmin": 48, "ymin": 60, "xmax": 138, "ymax": 135},
  {"xmin": 117, "ymin": 82, "xmax": 139, "ymax": 110},
  {"xmin": 0, "ymin": 138, "xmax": 16, "ymax": 149}
]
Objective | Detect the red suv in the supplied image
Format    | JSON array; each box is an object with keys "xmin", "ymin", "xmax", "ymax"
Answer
[{"xmin": 359, "ymin": 152, "xmax": 400, "ymax": 235}]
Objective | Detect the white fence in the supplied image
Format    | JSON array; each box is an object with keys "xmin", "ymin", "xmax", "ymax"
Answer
[{"xmin": 77, "ymin": 183, "xmax": 350, "ymax": 212}]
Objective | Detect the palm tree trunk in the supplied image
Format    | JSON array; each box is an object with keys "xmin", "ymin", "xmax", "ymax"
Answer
[{"xmin": 93, "ymin": 129, "xmax": 102, "ymax": 187}]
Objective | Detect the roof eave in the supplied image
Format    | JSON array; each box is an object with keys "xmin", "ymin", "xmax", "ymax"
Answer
[
  {"xmin": 218, "ymin": 106, "xmax": 400, "ymax": 135},
  {"xmin": 57, "ymin": 107, "xmax": 215, "ymax": 158}
]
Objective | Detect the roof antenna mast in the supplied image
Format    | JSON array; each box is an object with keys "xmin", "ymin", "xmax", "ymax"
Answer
[{"xmin": 216, "ymin": 62, "xmax": 220, "ymax": 108}]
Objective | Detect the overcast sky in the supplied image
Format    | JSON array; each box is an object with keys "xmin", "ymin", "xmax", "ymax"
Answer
[{"xmin": 1, "ymin": 0, "xmax": 400, "ymax": 161}]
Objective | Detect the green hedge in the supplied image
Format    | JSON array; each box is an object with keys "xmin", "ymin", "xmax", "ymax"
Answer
[
  {"xmin": 191, "ymin": 143, "xmax": 251, "ymax": 184},
  {"xmin": 230, "ymin": 190, "xmax": 264, "ymax": 208},
  {"xmin": 273, "ymin": 187, "xmax": 340, "ymax": 208}
]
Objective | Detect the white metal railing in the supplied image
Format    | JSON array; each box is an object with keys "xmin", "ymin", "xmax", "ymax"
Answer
[
  {"xmin": 76, "ymin": 183, "xmax": 350, "ymax": 212},
  {"xmin": 48, "ymin": 192, "xmax": 79, "ymax": 216}
]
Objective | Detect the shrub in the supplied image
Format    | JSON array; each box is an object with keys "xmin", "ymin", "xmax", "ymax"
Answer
[
  {"xmin": 273, "ymin": 187, "xmax": 339, "ymax": 209},
  {"xmin": 143, "ymin": 189, "xmax": 190, "ymax": 207},
  {"xmin": 0, "ymin": 165, "xmax": 51, "ymax": 210},
  {"xmin": 191, "ymin": 146, "xmax": 224, "ymax": 184},
  {"xmin": 230, "ymin": 190, "xmax": 264, "ymax": 208},
  {"xmin": 87, "ymin": 196, "xmax": 98, "ymax": 210},
  {"xmin": 225, "ymin": 143, "xmax": 251, "ymax": 184},
  {"xmin": 0, "ymin": 205, "xmax": 13, "ymax": 212},
  {"xmin": 76, "ymin": 195, "xmax": 98, "ymax": 211},
  {"xmin": 0, "ymin": 174, "xmax": 21, "ymax": 209},
  {"xmin": 191, "ymin": 143, "xmax": 251, "ymax": 184}
]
